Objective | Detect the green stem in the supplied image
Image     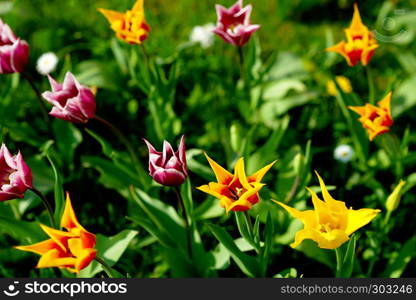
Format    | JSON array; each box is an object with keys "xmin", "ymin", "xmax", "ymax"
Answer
[
  {"xmin": 366, "ymin": 66, "xmax": 375, "ymax": 104},
  {"xmin": 377, "ymin": 132, "xmax": 403, "ymax": 179},
  {"xmin": 335, "ymin": 247, "xmax": 343, "ymax": 278},
  {"xmin": 94, "ymin": 256, "xmax": 118, "ymax": 278},
  {"xmin": 244, "ymin": 210, "xmax": 254, "ymax": 239},
  {"xmin": 334, "ymin": 88, "xmax": 366, "ymax": 166},
  {"xmin": 21, "ymin": 72, "xmax": 50, "ymax": 123},
  {"xmin": 174, "ymin": 186, "xmax": 193, "ymax": 260},
  {"xmin": 93, "ymin": 115, "xmax": 146, "ymax": 186},
  {"xmin": 383, "ymin": 210, "xmax": 392, "ymax": 230},
  {"xmin": 8, "ymin": 201, "xmax": 21, "ymax": 220},
  {"xmin": 30, "ymin": 187, "xmax": 56, "ymax": 228},
  {"xmin": 140, "ymin": 44, "xmax": 150, "ymax": 70},
  {"xmin": 237, "ymin": 46, "xmax": 245, "ymax": 81}
]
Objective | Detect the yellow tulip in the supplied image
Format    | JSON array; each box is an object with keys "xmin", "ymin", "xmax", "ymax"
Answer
[
  {"xmin": 348, "ymin": 92, "xmax": 394, "ymax": 141},
  {"xmin": 197, "ymin": 153, "xmax": 276, "ymax": 213},
  {"xmin": 98, "ymin": 0, "xmax": 150, "ymax": 45},
  {"xmin": 15, "ymin": 194, "xmax": 97, "ymax": 273},
  {"xmin": 326, "ymin": 4, "xmax": 379, "ymax": 67},
  {"xmin": 273, "ymin": 171, "xmax": 380, "ymax": 249},
  {"xmin": 327, "ymin": 76, "xmax": 353, "ymax": 96}
]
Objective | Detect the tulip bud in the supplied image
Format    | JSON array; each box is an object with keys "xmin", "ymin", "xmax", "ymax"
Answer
[
  {"xmin": 42, "ymin": 72, "xmax": 96, "ymax": 123},
  {"xmin": 143, "ymin": 136, "xmax": 188, "ymax": 186},
  {"xmin": 0, "ymin": 18, "xmax": 29, "ymax": 74},
  {"xmin": 0, "ymin": 144, "xmax": 33, "ymax": 201},
  {"xmin": 213, "ymin": 0, "xmax": 260, "ymax": 47},
  {"xmin": 386, "ymin": 180, "xmax": 406, "ymax": 212}
]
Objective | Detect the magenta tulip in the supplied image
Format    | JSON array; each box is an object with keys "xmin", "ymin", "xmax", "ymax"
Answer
[
  {"xmin": 42, "ymin": 72, "xmax": 96, "ymax": 123},
  {"xmin": 0, "ymin": 18, "xmax": 29, "ymax": 74},
  {"xmin": 0, "ymin": 144, "xmax": 33, "ymax": 201},
  {"xmin": 213, "ymin": 0, "xmax": 260, "ymax": 47},
  {"xmin": 143, "ymin": 136, "xmax": 188, "ymax": 186}
]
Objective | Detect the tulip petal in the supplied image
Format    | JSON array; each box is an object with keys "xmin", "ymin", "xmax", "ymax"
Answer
[
  {"xmin": 226, "ymin": 182, "xmax": 264, "ymax": 212},
  {"xmin": 248, "ymin": 160, "xmax": 276, "ymax": 183},
  {"xmin": 14, "ymin": 239, "xmax": 58, "ymax": 256},
  {"xmin": 290, "ymin": 228, "xmax": 314, "ymax": 248},
  {"xmin": 273, "ymin": 200, "xmax": 317, "ymax": 228},
  {"xmin": 204, "ymin": 153, "xmax": 233, "ymax": 185},
  {"xmin": 132, "ymin": 0, "xmax": 144, "ymax": 12},
  {"xmin": 75, "ymin": 248, "xmax": 97, "ymax": 272},
  {"xmin": 36, "ymin": 248, "xmax": 76, "ymax": 269},
  {"xmin": 235, "ymin": 158, "xmax": 251, "ymax": 190},
  {"xmin": 98, "ymin": 8, "xmax": 125, "ymax": 25},
  {"xmin": 60, "ymin": 193, "xmax": 86, "ymax": 232},
  {"xmin": 377, "ymin": 92, "xmax": 392, "ymax": 113},
  {"xmin": 40, "ymin": 224, "xmax": 74, "ymax": 252},
  {"xmin": 349, "ymin": 3, "xmax": 367, "ymax": 34},
  {"xmin": 345, "ymin": 208, "xmax": 381, "ymax": 235},
  {"xmin": 313, "ymin": 228, "xmax": 350, "ymax": 250}
]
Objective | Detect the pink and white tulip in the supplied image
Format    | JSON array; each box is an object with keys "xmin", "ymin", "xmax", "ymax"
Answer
[
  {"xmin": 143, "ymin": 136, "xmax": 188, "ymax": 186},
  {"xmin": 0, "ymin": 144, "xmax": 33, "ymax": 201},
  {"xmin": 42, "ymin": 72, "xmax": 96, "ymax": 124},
  {"xmin": 0, "ymin": 18, "xmax": 29, "ymax": 74},
  {"xmin": 213, "ymin": 0, "xmax": 260, "ymax": 47}
]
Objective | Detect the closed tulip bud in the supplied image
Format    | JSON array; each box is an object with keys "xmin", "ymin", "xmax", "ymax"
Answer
[
  {"xmin": 0, "ymin": 18, "xmax": 29, "ymax": 74},
  {"xmin": 386, "ymin": 180, "xmax": 406, "ymax": 212},
  {"xmin": 42, "ymin": 72, "xmax": 96, "ymax": 124},
  {"xmin": 143, "ymin": 136, "xmax": 188, "ymax": 186},
  {"xmin": 0, "ymin": 144, "xmax": 33, "ymax": 201}
]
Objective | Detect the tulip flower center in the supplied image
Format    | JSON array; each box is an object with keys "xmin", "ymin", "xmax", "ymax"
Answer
[
  {"xmin": 319, "ymin": 223, "xmax": 338, "ymax": 233},
  {"xmin": 0, "ymin": 167, "xmax": 14, "ymax": 187},
  {"xmin": 228, "ymin": 186, "xmax": 246, "ymax": 200}
]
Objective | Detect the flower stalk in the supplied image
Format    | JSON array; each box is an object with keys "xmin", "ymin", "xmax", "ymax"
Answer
[
  {"xmin": 30, "ymin": 187, "xmax": 56, "ymax": 229},
  {"xmin": 174, "ymin": 186, "xmax": 193, "ymax": 260},
  {"xmin": 93, "ymin": 115, "xmax": 146, "ymax": 186},
  {"xmin": 94, "ymin": 256, "xmax": 118, "ymax": 278},
  {"xmin": 21, "ymin": 72, "xmax": 50, "ymax": 123}
]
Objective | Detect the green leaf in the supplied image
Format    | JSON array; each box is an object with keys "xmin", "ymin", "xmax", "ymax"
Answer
[
  {"xmin": 46, "ymin": 154, "xmax": 65, "ymax": 226},
  {"xmin": 246, "ymin": 115, "xmax": 288, "ymax": 173},
  {"xmin": 79, "ymin": 230, "xmax": 138, "ymax": 278},
  {"xmin": 129, "ymin": 187, "xmax": 187, "ymax": 253},
  {"xmin": 186, "ymin": 149, "xmax": 214, "ymax": 181},
  {"xmin": 262, "ymin": 212, "xmax": 274, "ymax": 264},
  {"xmin": 340, "ymin": 234, "xmax": 356, "ymax": 278},
  {"xmin": 382, "ymin": 236, "xmax": 416, "ymax": 278},
  {"xmin": 85, "ymin": 128, "xmax": 116, "ymax": 159},
  {"xmin": 180, "ymin": 178, "xmax": 194, "ymax": 225},
  {"xmin": 207, "ymin": 223, "xmax": 262, "ymax": 277},
  {"xmin": 81, "ymin": 156, "xmax": 140, "ymax": 192},
  {"xmin": 52, "ymin": 120, "xmax": 82, "ymax": 169},
  {"xmin": 0, "ymin": 217, "xmax": 45, "ymax": 244},
  {"xmin": 127, "ymin": 216, "xmax": 175, "ymax": 248},
  {"xmin": 235, "ymin": 212, "xmax": 258, "ymax": 251},
  {"xmin": 297, "ymin": 240, "xmax": 335, "ymax": 269}
]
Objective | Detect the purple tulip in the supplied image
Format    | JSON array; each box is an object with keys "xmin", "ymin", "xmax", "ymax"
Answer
[
  {"xmin": 213, "ymin": 0, "xmax": 260, "ymax": 47},
  {"xmin": 0, "ymin": 18, "xmax": 29, "ymax": 74},
  {"xmin": 42, "ymin": 72, "xmax": 96, "ymax": 123},
  {"xmin": 0, "ymin": 144, "xmax": 33, "ymax": 201},
  {"xmin": 143, "ymin": 136, "xmax": 188, "ymax": 186}
]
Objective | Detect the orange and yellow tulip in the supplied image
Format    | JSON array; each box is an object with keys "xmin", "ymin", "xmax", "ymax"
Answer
[
  {"xmin": 348, "ymin": 92, "xmax": 393, "ymax": 141},
  {"xmin": 98, "ymin": 0, "xmax": 150, "ymax": 45},
  {"xmin": 15, "ymin": 194, "xmax": 96, "ymax": 273},
  {"xmin": 274, "ymin": 171, "xmax": 380, "ymax": 249},
  {"xmin": 197, "ymin": 153, "xmax": 276, "ymax": 213},
  {"xmin": 326, "ymin": 4, "xmax": 378, "ymax": 67}
]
